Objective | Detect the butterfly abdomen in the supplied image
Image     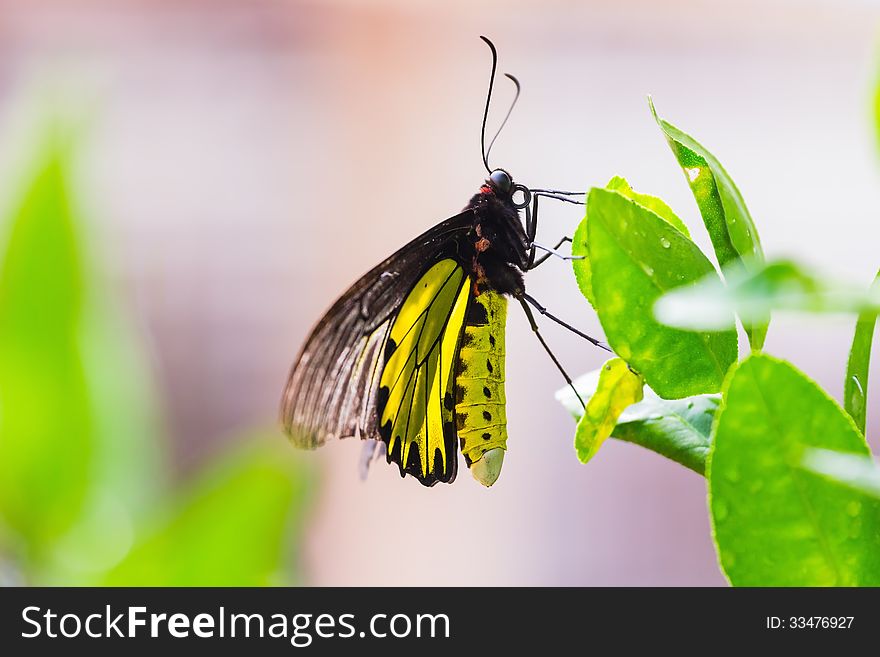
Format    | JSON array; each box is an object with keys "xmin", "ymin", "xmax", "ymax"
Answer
[{"xmin": 454, "ymin": 289, "xmax": 508, "ymax": 486}]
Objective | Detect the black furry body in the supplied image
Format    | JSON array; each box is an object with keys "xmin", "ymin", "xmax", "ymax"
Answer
[{"xmin": 459, "ymin": 185, "xmax": 530, "ymax": 297}]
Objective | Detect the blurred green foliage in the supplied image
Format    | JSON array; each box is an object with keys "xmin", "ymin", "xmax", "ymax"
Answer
[
  {"xmin": 804, "ymin": 449, "xmax": 880, "ymax": 500},
  {"xmin": 104, "ymin": 440, "xmax": 314, "ymax": 586},
  {"xmin": 654, "ymin": 259, "xmax": 880, "ymax": 331},
  {"xmin": 0, "ymin": 117, "xmax": 313, "ymax": 586},
  {"xmin": 874, "ymin": 56, "xmax": 880, "ymax": 152},
  {"xmin": 0, "ymin": 131, "xmax": 93, "ymax": 563}
]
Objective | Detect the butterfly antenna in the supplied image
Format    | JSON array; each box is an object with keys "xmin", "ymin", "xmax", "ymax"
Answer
[
  {"xmin": 485, "ymin": 74, "xmax": 521, "ymax": 167},
  {"xmin": 479, "ymin": 35, "xmax": 499, "ymax": 174}
]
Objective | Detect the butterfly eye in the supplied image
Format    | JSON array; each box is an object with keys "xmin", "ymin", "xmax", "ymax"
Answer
[
  {"xmin": 489, "ymin": 169, "xmax": 513, "ymax": 194},
  {"xmin": 510, "ymin": 184, "xmax": 531, "ymax": 209}
]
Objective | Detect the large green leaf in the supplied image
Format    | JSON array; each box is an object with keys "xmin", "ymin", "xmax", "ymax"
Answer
[
  {"xmin": 103, "ymin": 441, "xmax": 314, "ymax": 586},
  {"xmin": 572, "ymin": 176, "xmax": 688, "ymax": 308},
  {"xmin": 604, "ymin": 176, "xmax": 690, "ymax": 237},
  {"xmin": 572, "ymin": 358, "xmax": 644, "ymax": 464},
  {"xmin": 584, "ymin": 187, "xmax": 737, "ymax": 398},
  {"xmin": 709, "ymin": 354, "xmax": 880, "ymax": 586},
  {"xmin": 650, "ymin": 98, "xmax": 767, "ymax": 350},
  {"xmin": 844, "ymin": 270, "xmax": 880, "ymax": 434},
  {"xmin": 558, "ymin": 372, "xmax": 717, "ymax": 475},
  {"xmin": 655, "ymin": 259, "xmax": 880, "ymax": 330},
  {"xmin": 0, "ymin": 134, "xmax": 93, "ymax": 554}
]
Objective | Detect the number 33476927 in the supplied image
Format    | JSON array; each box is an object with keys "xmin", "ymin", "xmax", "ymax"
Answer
[{"xmin": 767, "ymin": 617, "xmax": 854, "ymax": 629}]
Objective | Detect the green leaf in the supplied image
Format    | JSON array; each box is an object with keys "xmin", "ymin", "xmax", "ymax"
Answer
[
  {"xmin": 655, "ymin": 259, "xmax": 880, "ymax": 331},
  {"xmin": 570, "ymin": 208, "xmax": 596, "ymax": 307},
  {"xmin": 572, "ymin": 176, "xmax": 689, "ymax": 308},
  {"xmin": 0, "ymin": 113, "xmax": 164, "ymax": 583},
  {"xmin": 709, "ymin": 354, "xmax": 880, "ymax": 586},
  {"xmin": 0, "ymin": 130, "xmax": 93, "ymax": 554},
  {"xmin": 39, "ymin": 305, "xmax": 165, "ymax": 584},
  {"xmin": 103, "ymin": 440, "xmax": 314, "ymax": 586},
  {"xmin": 573, "ymin": 358, "xmax": 644, "ymax": 464},
  {"xmin": 557, "ymin": 373, "xmax": 717, "ymax": 475},
  {"xmin": 649, "ymin": 97, "xmax": 767, "ymax": 351},
  {"xmin": 844, "ymin": 270, "xmax": 880, "ymax": 434},
  {"xmin": 612, "ymin": 395, "xmax": 717, "ymax": 475},
  {"xmin": 585, "ymin": 186, "xmax": 737, "ymax": 398},
  {"xmin": 873, "ymin": 60, "xmax": 880, "ymax": 153},
  {"xmin": 803, "ymin": 449, "xmax": 880, "ymax": 500},
  {"xmin": 604, "ymin": 176, "xmax": 691, "ymax": 237}
]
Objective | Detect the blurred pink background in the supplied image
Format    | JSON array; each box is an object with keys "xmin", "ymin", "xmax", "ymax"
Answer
[{"xmin": 2, "ymin": 0, "xmax": 879, "ymax": 585}]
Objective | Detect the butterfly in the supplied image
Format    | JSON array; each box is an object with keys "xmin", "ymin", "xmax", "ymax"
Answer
[{"xmin": 280, "ymin": 37, "xmax": 608, "ymax": 487}]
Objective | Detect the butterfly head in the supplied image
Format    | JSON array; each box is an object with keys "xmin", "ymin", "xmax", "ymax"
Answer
[
  {"xmin": 488, "ymin": 168, "xmax": 513, "ymax": 196},
  {"xmin": 485, "ymin": 168, "xmax": 532, "ymax": 215}
]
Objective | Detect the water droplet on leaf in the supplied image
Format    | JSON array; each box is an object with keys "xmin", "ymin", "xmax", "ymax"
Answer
[
  {"xmin": 851, "ymin": 375, "xmax": 864, "ymax": 396},
  {"xmin": 660, "ymin": 237, "xmax": 671, "ymax": 249}
]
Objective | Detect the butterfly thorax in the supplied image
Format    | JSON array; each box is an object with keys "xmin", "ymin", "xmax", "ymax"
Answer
[{"xmin": 461, "ymin": 183, "xmax": 529, "ymax": 297}]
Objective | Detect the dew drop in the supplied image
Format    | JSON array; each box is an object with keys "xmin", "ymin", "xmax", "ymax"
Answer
[
  {"xmin": 660, "ymin": 237, "xmax": 671, "ymax": 249},
  {"xmin": 641, "ymin": 264, "xmax": 654, "ymax": 277},
  {"xmin": 851, "ymin": 375, "xmax": 864, "ymax": 396}
]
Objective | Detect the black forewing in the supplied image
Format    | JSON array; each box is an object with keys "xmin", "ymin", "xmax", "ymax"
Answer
[{"xmin": 280, "ymin": 210, "xmax": 474, "ymax": 449}]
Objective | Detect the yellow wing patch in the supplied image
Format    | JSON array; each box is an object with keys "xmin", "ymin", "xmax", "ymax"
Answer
[{"xmin": 377, "ymin": 259, "xmax": 470, "ymax": 485}]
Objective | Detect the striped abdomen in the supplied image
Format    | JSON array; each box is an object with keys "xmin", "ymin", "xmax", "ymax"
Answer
[{"xmin": 455, "ymin": 289, "xmax": 508, "ymax": 486}]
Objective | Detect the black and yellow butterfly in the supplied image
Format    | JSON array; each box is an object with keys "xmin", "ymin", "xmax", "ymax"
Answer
[{"xmin": 280, "ymin": 37, "xmax": 607, "ymax": 487}]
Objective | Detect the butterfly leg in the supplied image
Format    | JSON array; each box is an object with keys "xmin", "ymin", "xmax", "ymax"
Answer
[
  {"xmin": 529, "ymin": 236, "xmax": 582, "ymax": 269},
  {"xmin": 516, "ymin": 296, "xmax": 586, "ymax": 409},
  {"xmin": 525, "ymin": 192, "xmax": 585, "ymax": 269},
  {"xmin": 530, "ymin": 188, "xmax": 585, "ymax": 197},
  {"xmin": 521, "ymin": 293, "xmax": 612, "ymax": 353}
]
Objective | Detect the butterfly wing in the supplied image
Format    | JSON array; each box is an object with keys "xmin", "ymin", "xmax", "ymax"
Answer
[
  {"xmin": 376, "ymin": 258, "xmax": 472, "ymax": 485},
  {"xmin": 280, "ymin": 211, "xmax": 474, "ymax": 465}
]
